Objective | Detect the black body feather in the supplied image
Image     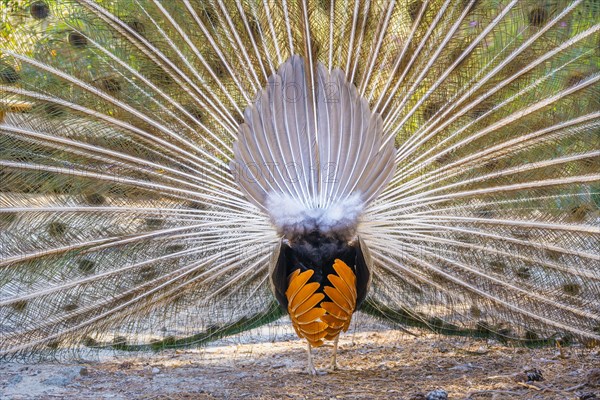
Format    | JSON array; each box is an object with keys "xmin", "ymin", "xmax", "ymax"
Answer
[{"xmin": 271, "ymin": 232, "xmax": 370, "ymax": 311}]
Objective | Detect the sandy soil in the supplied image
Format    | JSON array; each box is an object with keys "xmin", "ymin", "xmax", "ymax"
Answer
[{"xmin": 1, "ymin": 323, "xmax": 599, "ymax": 400}]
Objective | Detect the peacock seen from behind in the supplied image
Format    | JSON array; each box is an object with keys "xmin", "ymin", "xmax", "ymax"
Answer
[{"xmin": 0, "ymin": 0, "xmax": 599, "ymax": 374}]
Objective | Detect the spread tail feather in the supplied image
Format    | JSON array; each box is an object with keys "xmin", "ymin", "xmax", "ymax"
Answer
[{"xmin": 232, "ymin": 55, "xmax": 396, "ymax": 237}]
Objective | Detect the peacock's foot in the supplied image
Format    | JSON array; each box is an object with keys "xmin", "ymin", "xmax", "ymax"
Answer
[
  {"xmin": 306, "ymin": 367, "xmax": 328, "ymax": 376},
  {"xmin": 328, "ymin": 335, "xmax": 341, "ymax": 371},
  {"xmin": 305, "ymin": 342, "xmax": 329, "ymax": 375},
  {"xmin": 306, "ymin": 361, "xmax": 329, "ymax": 375}
]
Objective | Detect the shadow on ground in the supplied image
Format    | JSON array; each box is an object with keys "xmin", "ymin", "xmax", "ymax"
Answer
[{"xmin": 1, "ymin": 325, "xmax": 599, "ymax": 399}]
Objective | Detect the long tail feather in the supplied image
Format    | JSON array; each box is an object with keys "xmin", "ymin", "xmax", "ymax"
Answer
[{"xmin": 1, "ymin": 0, "xmax": 598, "ymax": 358}]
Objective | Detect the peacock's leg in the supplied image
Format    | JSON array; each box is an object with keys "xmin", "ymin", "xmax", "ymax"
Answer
[
  {"xmin": 306, "ymin": 342, "xmax": 317, "ymax": 375},
  {"xmin": 329, "ymin": 335, "xmax": 340, "ymax": 371}
]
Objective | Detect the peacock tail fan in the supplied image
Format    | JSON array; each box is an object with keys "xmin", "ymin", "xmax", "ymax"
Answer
[{"xmin": 0, "ymin": 0, "xmax": 599, "ymax": 360}]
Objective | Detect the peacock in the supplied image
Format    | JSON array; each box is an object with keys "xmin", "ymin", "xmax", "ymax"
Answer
[{"xmin": 0, "ymin": 0, "xmax": 599, "ymax": 375}]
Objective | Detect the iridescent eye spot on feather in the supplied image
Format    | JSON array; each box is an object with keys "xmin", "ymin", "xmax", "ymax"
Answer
[
  {"xmin": 515, "ymin": 267, "xmax": 531, "ymax": 280},
  {"xmin": 139, "ymin": 266, "xmax": 158, "ymax": 282},
  {"xmin": 562, "ymin": 283, "xmax": 581, "ymax": 296},
  {"xmin": 145, "ymin": 218, "xmax": 165, "ymax": 229},
  {"xmin": 247, "ymin": 18, "xmax": 261, "ymax": 39},
  {"xmin": 84, "ymin": 193, "xmax": 106, "ymax": 206},
  {"xmin": 528, "ymin": 7, "xmax": 548, "ymax": 27},
  {"xmin": 317, "ymin": 0, "xmax": 331, "ymax": 12},
  {"xmin": 408, "ymin": 0, "xmax": 424, "ymax": 22},
  {"xmin": 0, "ymin": 63, "xmax": 20, "ymax": 84},
  {"xmin": 0, "ymin": 212, "xmax": 17, "ymax": 229},
  {"xmin": 11, "ymin": 300, "xmax": 28, "ymax": 313},
  {"xmin": 82, "ymin": 336, "xmax": 98, "ymax": 347},
  {"xmin": 165, "ymin": 244, "xmax": 185, "ymax": 254},
  {"xmin": 489, "ymin": 260, "xmax": 506, "ymax": 274},
  {"xmin": 48, "ymin": 221, "xmax": 67, "ymax": 237},
  {"xmin": 30, "ymin": 1, "xmax": 50, "ymax": 20},
  {"xmin": 112, "ymin": 336, "xmax": 128, "ymax": 350},
  {"xmin": 43, "ymin": 103, "xmax": 65, "ymax": 118},
  {"xmin": 95, "ymin": 77, "xmax": 122, "ymax": 95},
  {"xmin": 78, "ymin": 259, "xmax": 95, "ymax": 274},
  {"xmin": 185, "ymin": 105, "xmax": 204, "ymax": 123},
  {"xmin": 68, "ymin": 32, "xmax": 88, "ymax": 48},
  {"xmin": 422, "ymin": 101, "xmax": 442, "ymax": 122},
  {"xmin": 125, "ymin": 19, "xmax": 146, "ymax": 37},
  {"xmin": 207, "ymin": 58, "xmax": 227, "ymax": 79},
  {"xmin": 149, "ymin": 69, "xmax": 174, "ymax": 86},
  {"xmin": 63, "ymin": 302, "xmax": 79, "ymax": 312},
  {"xmin": 201, "ymin": 7, "xmax": 218, "ymax": 27},
  {"xmin": 310, "ymin": 37, "xmax": 321, "ymax": 59}
]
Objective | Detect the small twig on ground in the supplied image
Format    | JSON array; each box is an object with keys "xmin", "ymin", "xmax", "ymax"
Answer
[
  {"xmin": 485, "ymin": 373, "xmax": 517, "ymax": 380},
  {"xmin": 564, "ymin": 383, "xmax": 586, "ymax": 392},
  {"xmin": 467, "ymin": 389, "xmax": 523, "ymax": 398},
  {"xmin": 516, "ymin": 382, "xmax": 542, "ymax": 391}
]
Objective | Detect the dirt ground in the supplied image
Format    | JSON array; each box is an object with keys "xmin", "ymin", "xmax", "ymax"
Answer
[{"xmin": 1, "ymin": 322, "xmax": 599, "ymax": 400}]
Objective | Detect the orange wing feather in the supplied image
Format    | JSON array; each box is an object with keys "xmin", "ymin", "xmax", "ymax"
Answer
[{"xmin": 286, "ymin": 260, "xmax": 357, "ymax": 347}]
